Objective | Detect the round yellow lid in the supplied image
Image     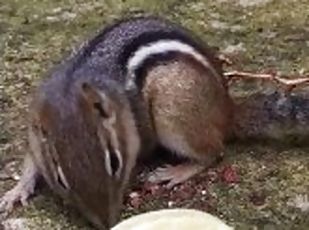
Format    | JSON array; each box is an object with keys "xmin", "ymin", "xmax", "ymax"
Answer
[{"xmin": 112, "ymin": 209, "xmax": 233, "ymax": 230}]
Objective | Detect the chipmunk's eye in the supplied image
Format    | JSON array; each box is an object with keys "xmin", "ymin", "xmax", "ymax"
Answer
[
  {"xmin": 93, "ymin": 102, "xmax": 109, "ymax": 119},
  {"xmin": 104, "ymin": 141, "xmax": 123, "ymax": 178},
  {"xmin": 80, "ymin": 82, "xmax": 112, "ymax": 119},
  {"xmin": 41, "ymin": 127, "xmax": 48, "ymax": 136}
]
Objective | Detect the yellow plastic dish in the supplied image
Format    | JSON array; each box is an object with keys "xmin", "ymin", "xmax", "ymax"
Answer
[{"xmin": 112, "ymin": 209, "xmax": 233, "ymax": 230}]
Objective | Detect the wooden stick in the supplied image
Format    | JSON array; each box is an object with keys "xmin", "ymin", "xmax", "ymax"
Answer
[{"xmin": 224, "ymin": 71, "xmax": 309, "ymax": 93}]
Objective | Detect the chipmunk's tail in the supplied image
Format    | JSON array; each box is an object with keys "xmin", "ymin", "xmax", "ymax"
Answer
[
  {"xmin": 230, "ymin": 90, "xmax": 309, "ymax": 145},
  {"xmin": 218, "ymin": 56, "xmax": 309, "ymax": 145}
]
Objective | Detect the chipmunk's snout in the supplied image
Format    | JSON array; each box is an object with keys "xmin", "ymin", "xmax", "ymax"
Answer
[{"xmin": 77, "ymin": 80, "xmax": 140, "ymax": 228}]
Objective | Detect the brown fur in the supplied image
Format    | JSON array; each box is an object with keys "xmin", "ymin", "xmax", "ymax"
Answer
[
  {"xmin": 143, "ymin": 55, "xmax": 233, "ymax": 165},
  {"xmin": 1, "ymin": 82, "xmax": 140, "ymax": 230}
]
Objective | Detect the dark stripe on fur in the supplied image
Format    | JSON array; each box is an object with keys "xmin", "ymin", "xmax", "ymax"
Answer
[
  {"xmin": 119, "ymin": 30, "xmax": 213, "ymax": 68},
  {"xmin": 119, "ymin": 30, "xmax": 219, "ymax": 88}
]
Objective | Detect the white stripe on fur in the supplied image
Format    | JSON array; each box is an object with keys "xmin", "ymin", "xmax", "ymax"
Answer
[
  {"xmin": 126, "ymin": 39, "xmax": 219, "ymax": 89},
  {"xmin": 104, "ymin": 149, "xmax": 113, "ymax": 176},
  {"xmin": 57, "ymin": 165, "xmax": 70, "ymax": 189}
]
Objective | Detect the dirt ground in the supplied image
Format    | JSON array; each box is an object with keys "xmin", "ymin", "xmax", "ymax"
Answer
[{"xmin": 0, "ymin": 0, "xmax": 308, "ymax": 229}]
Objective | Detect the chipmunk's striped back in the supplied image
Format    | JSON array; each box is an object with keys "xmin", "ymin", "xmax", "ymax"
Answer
[{"xmin": 54, "ymin": 16, "xmax": 223, "ymax": 93}]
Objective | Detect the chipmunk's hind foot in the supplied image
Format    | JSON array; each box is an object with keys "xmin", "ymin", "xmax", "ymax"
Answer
[{"xmin": 148, "ymin": 163, "xmax": 205, "ymax": 188}]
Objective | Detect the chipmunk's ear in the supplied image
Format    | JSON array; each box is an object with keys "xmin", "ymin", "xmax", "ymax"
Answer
[{"xmin": 80, "ymin": 82, "xmax": 113, "ymax": 119}]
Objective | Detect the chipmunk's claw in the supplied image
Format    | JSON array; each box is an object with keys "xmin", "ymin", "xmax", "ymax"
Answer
[
  {"xmin": 148, "ymin": 164, "xmax": 205, "ymax": 189},
  {"xmin": 0, "ymin": 182, "xmax": 34, "ymax": 214}
]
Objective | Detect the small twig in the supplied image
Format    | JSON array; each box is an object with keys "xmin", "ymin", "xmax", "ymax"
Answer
[
  {"xmin": 224, "ymin": 70, "xmax": 309, "ymax": 93},
  {"xmin": 224, "ymin": 71, "xmax": 274, "ymax": 80},
  {"xmin": 274, "ymin": 77, "xmax": 309, "ymax": 85}
]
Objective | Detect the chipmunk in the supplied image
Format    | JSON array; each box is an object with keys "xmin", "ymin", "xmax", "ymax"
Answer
[
  {"xmin": 0, "ymin": 15, "xmax": 233, "ymax": 229},
  {"xmin": 1, "ymin": 14, "xmax": 308, "ymax": 230}
]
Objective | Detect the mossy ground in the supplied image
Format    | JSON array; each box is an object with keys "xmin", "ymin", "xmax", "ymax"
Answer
[{"xmin": 0, "ymin": 0, "xmax": 308, "ymax": 229}]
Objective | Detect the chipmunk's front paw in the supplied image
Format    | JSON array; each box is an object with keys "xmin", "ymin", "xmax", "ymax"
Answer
[
  {"xmin": 147, "ymin": 163, "xmax": 205, "ymax": 189},
  {"xmin": 0, "ymin": 183, "xmax": 35, "ymax": 214}
]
